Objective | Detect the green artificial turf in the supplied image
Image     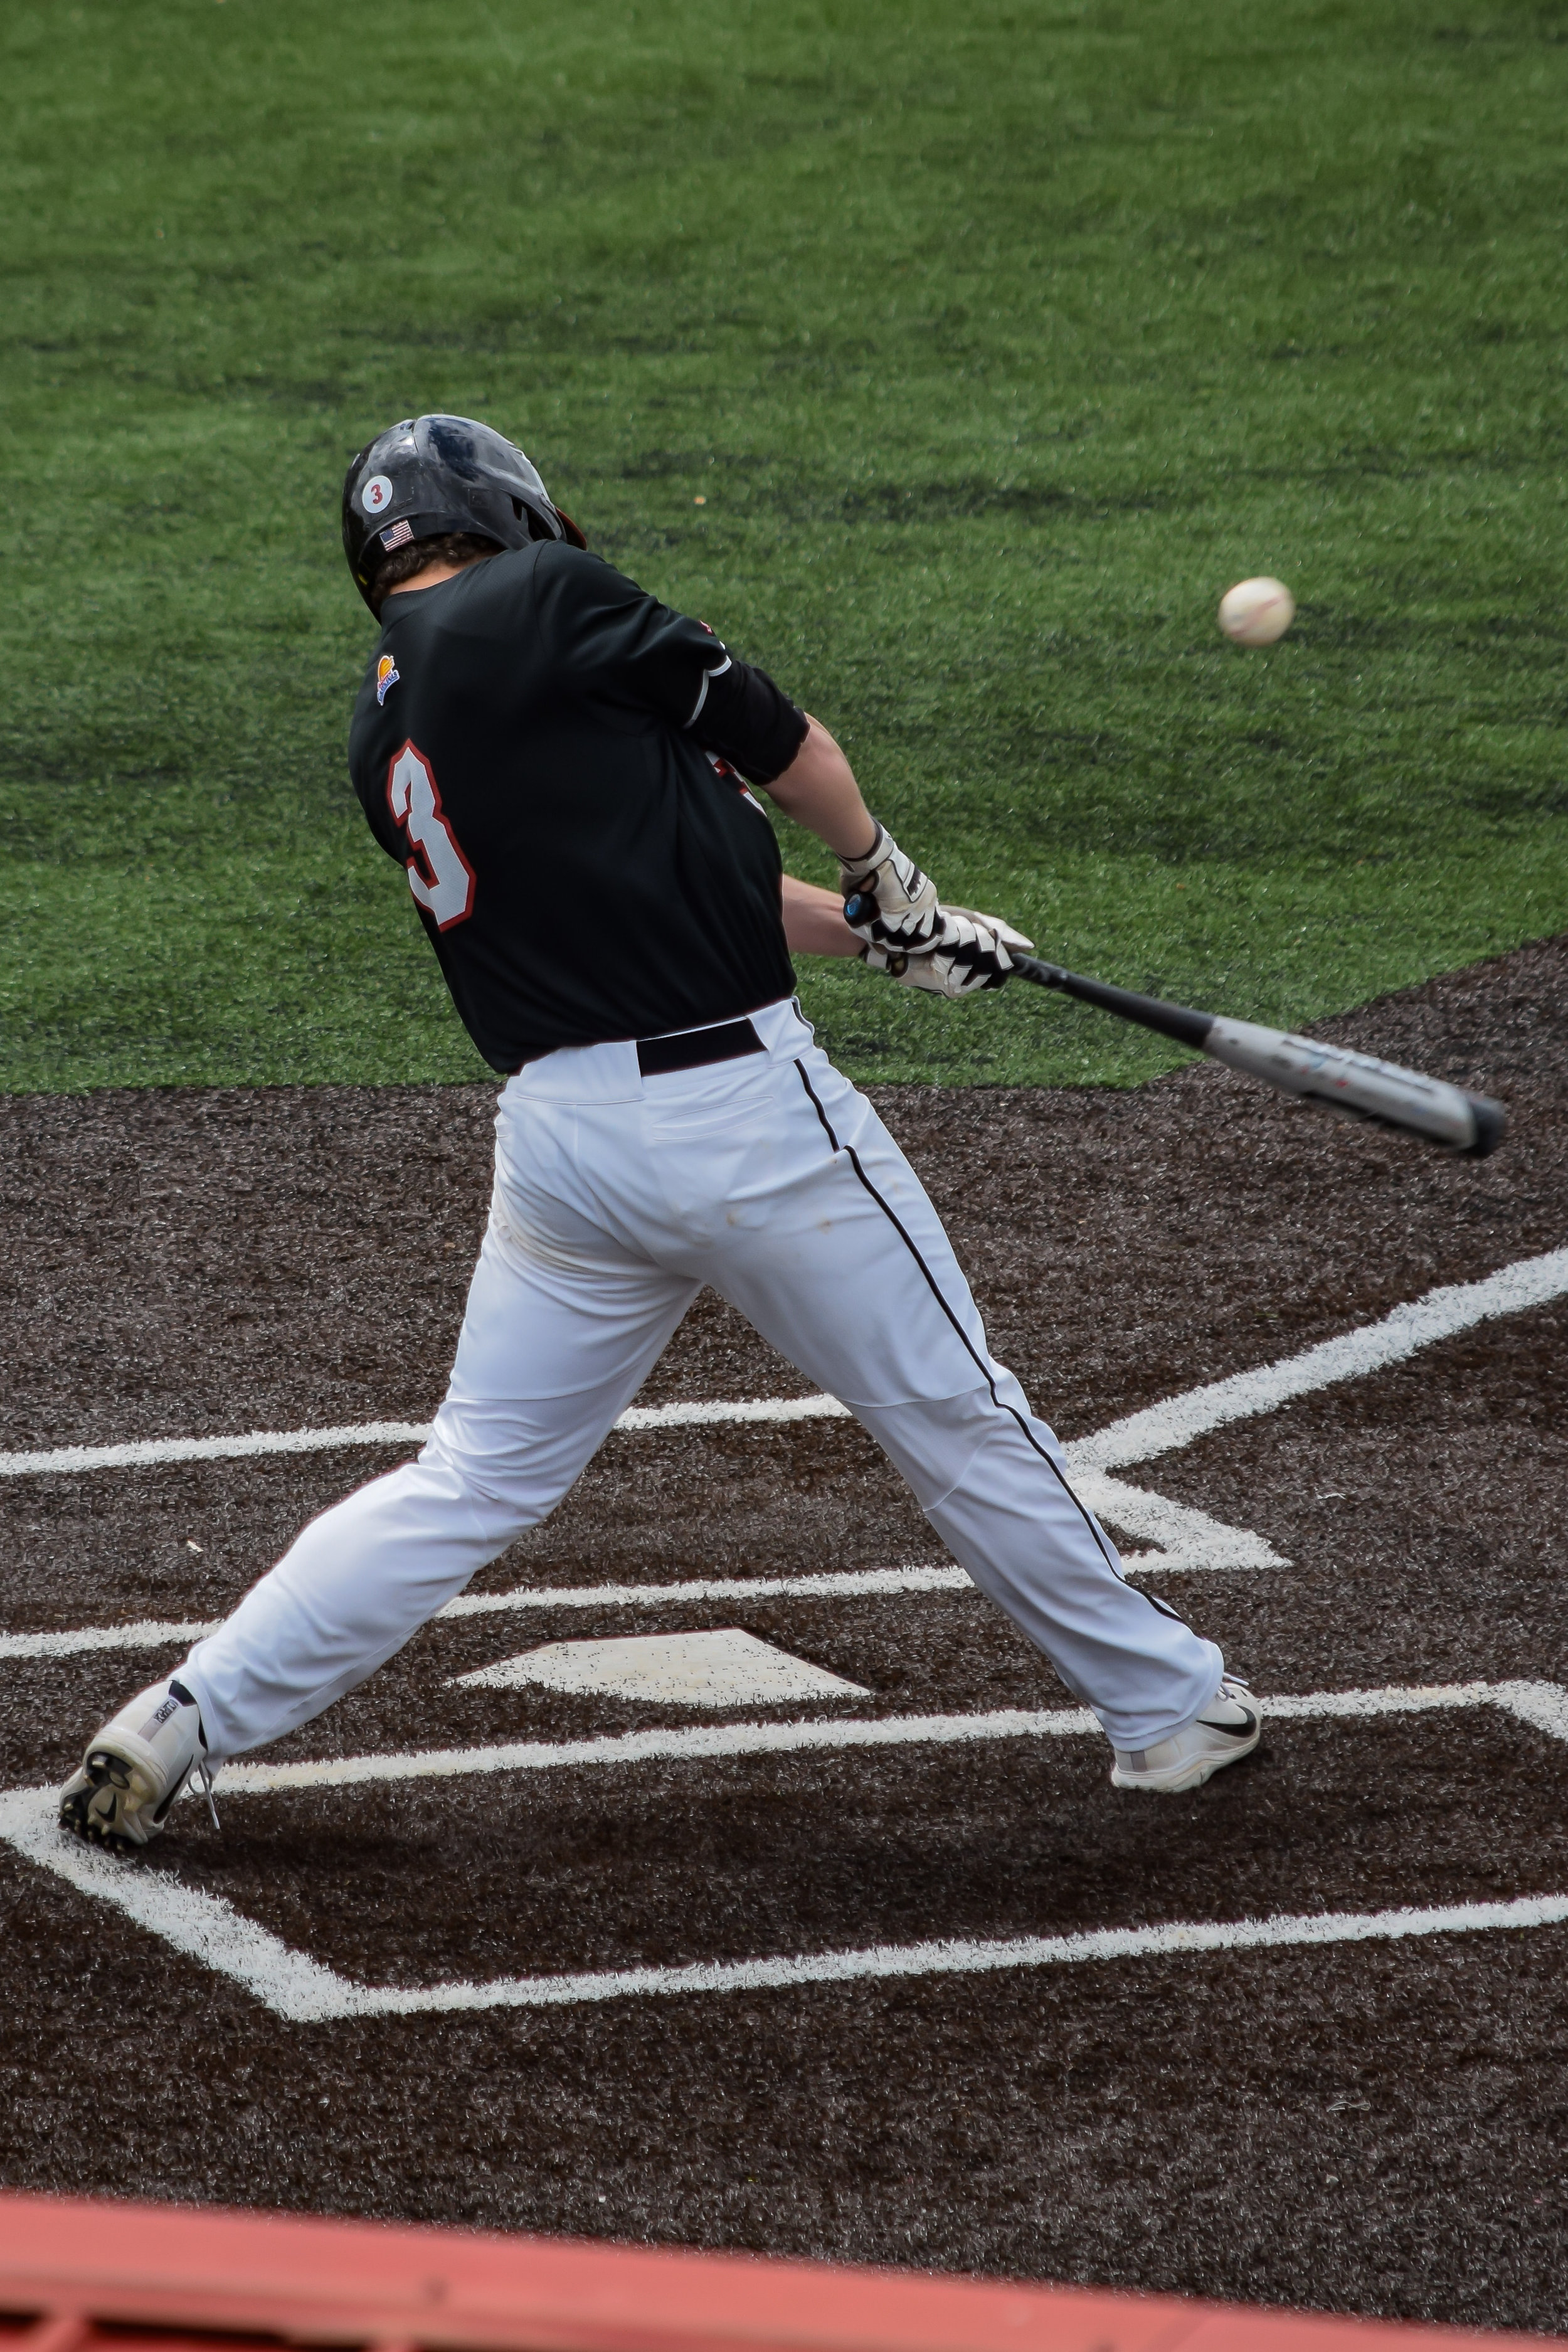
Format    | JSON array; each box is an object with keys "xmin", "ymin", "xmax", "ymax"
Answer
[{"xmin": 3, "ymin": 0, "xmax": 1566, "ymax": 1091}]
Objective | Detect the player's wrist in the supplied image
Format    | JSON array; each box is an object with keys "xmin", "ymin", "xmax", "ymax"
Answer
[
  {"xmin": 837, "ymin": 819, "xmax": 885, "ymax": 871},
  {"xmin": 839, "ymin": 823, "xmax": 941, "ymax": 953}
]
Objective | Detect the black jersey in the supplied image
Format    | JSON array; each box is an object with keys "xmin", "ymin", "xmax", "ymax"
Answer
[{"xmin": 347, "ymin": 544, "xmax": 807, "ymax": 1072}]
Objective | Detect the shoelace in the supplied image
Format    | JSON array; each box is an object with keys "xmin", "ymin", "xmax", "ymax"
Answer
[{"xmin": 195, "ymin": 1756, "xmax": 221, "ymax": 1833}]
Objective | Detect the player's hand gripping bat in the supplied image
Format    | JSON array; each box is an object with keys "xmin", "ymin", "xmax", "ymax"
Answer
[{"xmin": 1007, "ymin": 955, "xmax": 1506, "ymax": 1158}]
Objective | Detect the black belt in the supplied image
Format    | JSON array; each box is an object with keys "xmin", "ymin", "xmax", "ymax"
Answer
[{"xmin": 637, "ymin": 1017, "xmax": 765, "ymax": 1076}]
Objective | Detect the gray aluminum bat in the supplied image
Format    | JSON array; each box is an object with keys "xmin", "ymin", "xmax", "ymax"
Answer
[{"xmin": 1009, "ymin": 954, "xmax": 1505, "ymax": 1157}]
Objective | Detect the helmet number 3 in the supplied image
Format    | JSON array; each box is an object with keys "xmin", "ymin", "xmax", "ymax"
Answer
[{"xmin": 386, "ymin": 742, "xmax": 476, "ymax": 931}]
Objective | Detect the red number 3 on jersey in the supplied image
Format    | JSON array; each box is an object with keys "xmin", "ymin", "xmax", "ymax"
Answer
[{"xmin": 386, "ymin": 742, "xmax": 476, "ymax": 931}]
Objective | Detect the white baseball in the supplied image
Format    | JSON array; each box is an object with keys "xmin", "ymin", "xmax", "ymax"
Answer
[{"xmin": 1218, "ymin": 576, "xmax": 1295, "ymax": 647}]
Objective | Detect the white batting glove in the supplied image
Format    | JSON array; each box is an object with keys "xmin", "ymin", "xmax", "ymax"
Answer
[
  {"xmin": 839, "ymin": 824, "xmax": 942, "ymax": 956},
  {"xmin": 864, "ymin": 906, "xmax": 1035, "ymax": 997}
]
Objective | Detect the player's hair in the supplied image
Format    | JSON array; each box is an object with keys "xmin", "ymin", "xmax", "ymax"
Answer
[{"xmin": 369, "ymin": 531, "xmax": 504, "ymax": 616}]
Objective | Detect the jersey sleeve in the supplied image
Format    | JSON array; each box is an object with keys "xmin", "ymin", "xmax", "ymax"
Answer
[
  {"xmin": 534, "ymin": 544, "xmax": 807, "ymax": 782},
  {"xmin": 689, "ymin": 659, "xmax": 808, "ymax": 785}
]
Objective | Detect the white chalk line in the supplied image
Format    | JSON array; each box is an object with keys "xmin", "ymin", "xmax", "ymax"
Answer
[
  {"xmin": 154, "ymin": 1675, "xmax": 1568, "ymax": 1797},
  {"xmin": 220, "ymin": 1704, "xmax": 1098, "ymax": 1794},
  {"xmin": 0, "ymin": 1571, "xmax": 972, "ymax": 1665},
  {"xmin": 0, "ymin": 1490, "xmax": 1281, "ymax": 1665},
  {"xmin": 6, "ymin": 1239, "xmax": 1559, "ymax": 1663},
  {"xmin": 4, "ymin": 1249, "xmax": 1560, "ymax": 2013},
  {"xmin": 0, "ymin": 1615, "xmax": 226, "ymax": 1664},
  {"xmin": 131, "ymin": 1894, "xmax": 1568, "ymax": 2020},
  {"xmin": 1074, "ymin": 1244, "xmax": 1568, "ymax": 1472},
  {"xmin": 0, "ymin": 1419, "xmax": 435, "ymax": 1481},
  {"xmin": 440, "ymin": 1564, "xmax": 972, "ymax": 1619},
  {"xmin": 1074, "ymin": 1473, "xmax": 1283, "ymax": 1572},
  {"xmin": 0, "ymin": 1393, "xmax": 849, "ymax": 1483},
  {"xmin": 4, "ymin": 1242, "xmax": 1561, "ymax": 1489},
  {"xmin": 3, "ymin": 1679, "xmax": 1565, "ymax": 2020},
  {"xmin": 0, "ymin": 1793, "xmax": 351, "ymax": 2023}
]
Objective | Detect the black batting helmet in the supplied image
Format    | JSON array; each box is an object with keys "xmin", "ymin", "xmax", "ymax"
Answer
[{"xmin": 341, "ymin": 414, "xmax": 587, "ymax": 610}]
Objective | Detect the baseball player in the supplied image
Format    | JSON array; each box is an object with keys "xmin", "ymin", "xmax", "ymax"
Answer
[{"xmin": 60, "ymin": 415, "xmax": 1260, "ymax": 1851}]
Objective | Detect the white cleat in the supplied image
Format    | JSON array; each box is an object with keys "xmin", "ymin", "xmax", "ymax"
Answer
[
  {"xmin": 58, "ymin": 1677, "xmax": 219, "ymax": 1852},
  {"xmin": 1110, "ymin": 1678, "xmax": 1263, "ymax": 1795}
]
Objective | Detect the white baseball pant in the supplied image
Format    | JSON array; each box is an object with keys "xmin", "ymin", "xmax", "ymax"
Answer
[{"xmin": 182, "ymin": 997, "xmax": 1223, "ymax": 1761}]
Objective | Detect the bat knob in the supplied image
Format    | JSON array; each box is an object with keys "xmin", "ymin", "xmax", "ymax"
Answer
[{"xmin": 844, "ymin": 892, "xmax": 872, "ymax": 927}]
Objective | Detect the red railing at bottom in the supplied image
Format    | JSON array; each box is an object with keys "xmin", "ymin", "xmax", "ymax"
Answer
[{"xmin": 0, "ymin": 2193, "xmax": 1551, "ymax": 2352}]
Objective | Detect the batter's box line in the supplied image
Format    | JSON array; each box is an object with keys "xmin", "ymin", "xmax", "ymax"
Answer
[
  {"xmin": 4, "ymin": 1241, "xmax": 1562, "ymax": 1486},
  {"xmin": 1078, "ymin": 1473, "xmax": 1281, "ymax": 1572},
  {"xmin": 14, "ymin": 1239, "xmax": 1565, "ymax": 1667},
  {"xmin": 0, "ymin": 1487, "xmax": 1281, "ymax": 1668},
  {"xmin": 2, "ymin": 1678, "xmax": 1564, "ymax": 2022}
]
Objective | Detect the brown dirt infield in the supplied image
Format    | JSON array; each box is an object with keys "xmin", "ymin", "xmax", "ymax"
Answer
[{"xmin": 0, "ymin": 937, "xmax": 1565, "ymax": 2329}]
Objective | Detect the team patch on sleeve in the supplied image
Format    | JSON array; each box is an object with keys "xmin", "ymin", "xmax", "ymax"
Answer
[{"xmin": 376, "ymin": 655, "xmax": 401, "ymax": 706}]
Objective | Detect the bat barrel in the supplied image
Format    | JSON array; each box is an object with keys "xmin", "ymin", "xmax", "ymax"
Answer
[
  {"xmin": 1008, "ymin": 957, "xmax": 1507, "ymax": 1158},
  {"xmin": 1204, "ymin": 1019, "xmax": 1507, "ymax": 1158}
]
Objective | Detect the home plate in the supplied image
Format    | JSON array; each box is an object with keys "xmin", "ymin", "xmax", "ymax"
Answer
[{"xmin": 450, "ymin": 1628, "xmax": 871, "ymax": 1706}]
